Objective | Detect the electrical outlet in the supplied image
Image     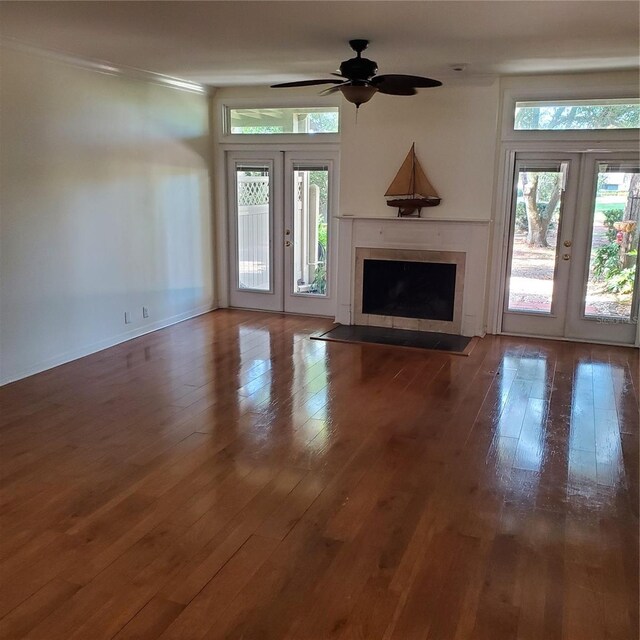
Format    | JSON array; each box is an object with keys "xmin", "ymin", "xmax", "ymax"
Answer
[
  {"xmin": 124, "ymin": 311, "xmax": 132, "ymax": 324},
  {"xmin": 142, "ymin": 306, "xmax": 149, "ymax": 319}
]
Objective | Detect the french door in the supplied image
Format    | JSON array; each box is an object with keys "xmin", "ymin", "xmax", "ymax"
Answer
[
  {"xmin": 227, "ymin": 150, "xmax": 338, "ymax": 316},
  {"xmin": 502, "ymin": 151, "xmax": 639, "ymax": 344}
]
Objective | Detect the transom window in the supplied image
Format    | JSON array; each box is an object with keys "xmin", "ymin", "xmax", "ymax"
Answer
[
  {"xmin": 514, "ymin": 98, "xmax": 639, "ymax": 131},
  {"xmin": 227, "ymin": 107, "xmax": 339, "ymax": 135}
]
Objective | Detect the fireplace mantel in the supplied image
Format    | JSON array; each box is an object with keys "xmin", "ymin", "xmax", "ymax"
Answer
[
  {"xmin": 335, "ymin": 216, "xmax": 491, "ymax": 337},
  {"xmin": 335, "ymin": 215, "xmax": 490, "ymax": 224}
]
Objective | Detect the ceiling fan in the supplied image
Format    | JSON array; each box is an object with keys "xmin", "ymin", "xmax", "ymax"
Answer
[{"xmin": 271, "ymin": 39, "xmax": 442, "ymax": 110}]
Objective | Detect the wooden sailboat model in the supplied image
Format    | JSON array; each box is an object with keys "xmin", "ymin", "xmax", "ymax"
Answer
[{"xmin": 385, "ymin": 143, "xmax": 441, "ymax": 217}]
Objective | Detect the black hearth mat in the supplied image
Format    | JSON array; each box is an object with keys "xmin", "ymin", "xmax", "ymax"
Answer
[{"xmin": 311, "ymin": 324, "xmax": 476, "ymax": 356}]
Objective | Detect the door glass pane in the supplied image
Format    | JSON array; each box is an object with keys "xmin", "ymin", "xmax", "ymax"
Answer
[
  {"xmin": 292, "ymin": 164, "xmax": 329, "ymax": 296},
  {"xmin": 584, "ymin": 163, "xmax": 639, "ymax": 320},
  {"xmin": 507, "ymin": 165, "xmax": 566, "ymax": 313},
  {"xmin": 235, "ymin": 164, "xmax": 271, "ymax": 291}
]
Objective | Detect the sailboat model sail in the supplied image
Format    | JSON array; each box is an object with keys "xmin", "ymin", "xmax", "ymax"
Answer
[{"xmin": 385, "ymin": 144, "xmax": 440, "ymax": 216}]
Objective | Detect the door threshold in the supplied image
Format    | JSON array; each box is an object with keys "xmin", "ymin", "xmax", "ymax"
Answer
[{"xmin": 499, "ymin": 331, "xmax": 639, "ymax": 348}]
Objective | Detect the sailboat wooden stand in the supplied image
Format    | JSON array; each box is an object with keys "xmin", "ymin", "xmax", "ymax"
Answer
[{"xmin": 385, "ymin": 144, "xmax": 441, "ymax": 217}]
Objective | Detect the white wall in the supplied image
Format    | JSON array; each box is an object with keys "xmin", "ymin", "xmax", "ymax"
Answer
[
  {"xmin": 212, "ymin": 82, "xmax": 499, "ymax": 322},
  {"xmin": 0, "ymin": 47, "xmax": 214, "ymax": 384},
  {"xmin": 339, "ymin": 81, "xmax": 500, "ymax": 220},
  {"xmin": 213, "ymin": 83, "xmax": 499, "ymax": 222}
]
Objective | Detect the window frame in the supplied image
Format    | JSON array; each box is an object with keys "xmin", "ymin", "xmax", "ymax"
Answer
[
  {"xmin": 501, "ymin": 86, "xmax": 640, "ymax": 143},
  {"xmin": 514, "ymin": 97, "xmax": 639, "ymax": 133},
  {"xmin": 219, "ymin": 97, "xmax": 341, "ymax": 144}
]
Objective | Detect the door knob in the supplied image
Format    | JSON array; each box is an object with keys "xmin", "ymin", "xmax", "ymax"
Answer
[
  {"xmin": 285, "ymin": 229, "xmax": 291, "ymax": 236},
  {"xmin": 562, "ymin": 254, "xmax": 570, "ymax": 261},
  {"xmin": 563, "ymin": 240, "xmax": 572, "ymax": 247},
  {"xmin": 285, "ymin": 240, "xmax": 292, "ymax": 247}
]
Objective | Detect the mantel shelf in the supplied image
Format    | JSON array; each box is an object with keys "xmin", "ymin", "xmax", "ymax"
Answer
[{"xmin": 335, "ymin": 215, "xmax": 491, "ymax": 224}]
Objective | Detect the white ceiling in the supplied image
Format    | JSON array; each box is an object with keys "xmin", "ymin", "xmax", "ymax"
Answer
[{"xmin": 1, "ymin": 1, "xmax": 638, "ymax": 86}]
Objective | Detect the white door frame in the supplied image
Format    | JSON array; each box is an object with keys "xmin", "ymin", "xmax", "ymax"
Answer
[
  {"xmin": 225, "ymin": 147, "xmax": 339, "ymax": 317},
  {"xmin": 487, "ymin": 140, "xmax": 640, "ymax": 346},
  {"xmin": 283, "ymin": 150, "xmax": 340, "ymax": 317},
  {"xmin": 565, "ymin": 152, "xmax": 639, "ymax": 344},
  {"xmin": 227, "ymin": 150, "xmax": 284, "ymax": 311},
  {"xmin": 501, "ymin": 152, "xmax": 581, "ymax": 338}
]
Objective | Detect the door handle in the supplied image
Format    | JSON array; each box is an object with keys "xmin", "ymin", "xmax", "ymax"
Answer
[
  {"xmin": 563, "ymin": 240, "xmax": 572, "ymax": 247},
  {"xmin": 285, "ymin": 240, "xmax": 292, "ymax": 247},
  {"xmin": 562, "ymin": 254, "xmax": 570, "ymax": 261}
]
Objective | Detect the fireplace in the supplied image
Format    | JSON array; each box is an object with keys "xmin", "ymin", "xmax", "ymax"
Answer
[
  {"xmin": 362, "ymin": 259, "xmax": 456, "ymax": 321},
  {"xmin": 354, "ymin": 248, "xmax": 465, "ymax": 334},
  {"xmin": 335, "ymin": 216, "xmax": 489, "ymax": 337}
]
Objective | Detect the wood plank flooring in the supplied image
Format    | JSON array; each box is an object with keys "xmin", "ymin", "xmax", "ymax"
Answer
[{"xmin": 0, "ymin": 309, "xmax": 638, "ymax": 639}]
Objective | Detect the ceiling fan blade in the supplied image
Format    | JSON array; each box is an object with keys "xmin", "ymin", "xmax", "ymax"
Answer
[
  {"xmin": 270, "ymin": 79, "xmax": 344, "ymax": 88},
  {"xmin": 372, "ymin": 74, "xmax": 442, "ymax": 89},
  {"xmin": 376, "ymin": 85, "xmax": 417, "ymax": 96}
]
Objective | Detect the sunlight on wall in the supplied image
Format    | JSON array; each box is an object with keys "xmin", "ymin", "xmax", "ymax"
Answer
[{"xmin": 0, "ymin": 46, "xmax": 213, "ymax": 383}]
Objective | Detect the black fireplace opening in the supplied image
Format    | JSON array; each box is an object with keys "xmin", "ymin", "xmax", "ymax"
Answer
[{"xmin": 362, "ymin": 259, "xmax": 456, "ymax": 322}]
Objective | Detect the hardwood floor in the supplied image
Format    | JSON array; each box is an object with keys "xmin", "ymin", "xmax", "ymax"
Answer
[{"xmin": 0, "ymin": 309, "xmax": 638, "ymax": 640}]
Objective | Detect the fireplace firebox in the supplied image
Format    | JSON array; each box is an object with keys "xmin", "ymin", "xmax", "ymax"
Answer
[
  {"xmin": 362, "ymin": 259, "xmax": 456, "ymax": 321},
  {"xmin": 354, "ymin": 248, "xmax": 465, "ymax": 334}
]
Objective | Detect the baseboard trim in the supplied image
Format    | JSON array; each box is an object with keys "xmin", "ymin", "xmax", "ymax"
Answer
[
  {"xmin": 0, "ymin": 303, "xmax": 217, "ymax": 386},
  {"xmin": 498, "ymin": 330, "xmax": 639, "ymax": 348}
]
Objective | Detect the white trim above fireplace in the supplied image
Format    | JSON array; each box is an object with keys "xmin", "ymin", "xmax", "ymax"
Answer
[{"xmin": 335, "ymin": 216, "xmax": 491, "ymax": 337}]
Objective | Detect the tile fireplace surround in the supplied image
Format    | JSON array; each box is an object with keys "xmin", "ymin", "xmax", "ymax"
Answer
[
  {"xmin": 335, "ymin": 216, "xmax": 491, "ymax": 337},
  {"xmin": 354, "ymin": 247, "xmax": 465, "ymax": 334}
]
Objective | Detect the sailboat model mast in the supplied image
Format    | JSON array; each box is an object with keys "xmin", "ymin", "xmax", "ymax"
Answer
[{"xmin": 385, "ymin": 143, "xmax": 441, "ymax": 217}]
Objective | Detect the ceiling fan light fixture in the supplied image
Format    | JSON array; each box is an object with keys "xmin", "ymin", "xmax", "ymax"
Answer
[
  {"xmin": 271, "ymin": 40, "xmax": 441, "ymax": 111},
  {"xmin": 339, "ymin": 84, "xmax": 378, "ymax": 107}
]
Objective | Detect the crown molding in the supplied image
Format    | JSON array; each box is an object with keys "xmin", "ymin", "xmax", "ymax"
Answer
[{"xmin": 0, "ymin": 37, "xmax": 210, "ymax": 95}]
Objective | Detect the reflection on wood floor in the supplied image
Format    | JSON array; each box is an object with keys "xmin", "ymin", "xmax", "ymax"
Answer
[{"xmin": 0, "ymin": 309, "xmax": 638, "ymax": 640}]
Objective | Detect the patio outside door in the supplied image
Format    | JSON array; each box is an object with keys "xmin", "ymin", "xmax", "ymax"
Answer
[
  {"xmin": 502, "ymin": 152, "xmax": 639, "ymax": 344},
  {"xmin": 227, "ymin": 150, "xmax": 338, "ymax": 317}
]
